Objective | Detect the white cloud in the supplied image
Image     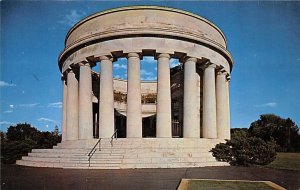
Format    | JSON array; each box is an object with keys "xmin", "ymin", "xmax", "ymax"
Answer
[
  {"xmin": 58, "ymin": 10, "xmax": 86, "ymax": 27},
  {"xmin": 0, "ymin": 121, "xmax": 15, "ymax": 126},
  {"xmin": 48, "ymin": 102, "xmax": 62, "ymax": 108},
  {"xmin": 254, "ymin": 102, "xmax": 277, "ymax": 108},
  {"xmin": 19, "ymin": 103, "xmax": 39, "ymax": 108},
  {"xmin": 170, "ymin": 59, "xmax": 180, "ymax": 68},
  {"xmin": 113, "ymin": 63, "xmax": 127, "ymax": 70},
  {"xmin": 118, "ymin": 57, "xmax": 127, "ymax": 62},
  {"xmin": 142, "ymin": 57, "xmax": 155, "ymax": 64},
  {"xmin": 121, "ymin": 74, "xmax": 127, "ymax": 80},
  {"xmin": 141, "ymin": 76, "xmax": 157, "ymax": 81},
  {"xmin": 3, "ymin": 110, "xmax": 13, "ymax": 114},
  {"xmin": 0, "ymin": 81, "xmax": 16, "ymax": 87},
  {"xmin": 9, "ymin": 105, "xmax": 14, "ymax": 109},
  {"xmin": 38, "ymin": 117, "xmax": 59, "ymax": 124},
  {"xmin": 141, "ymin": 69, "xmax": 153, "ymax": 76}
]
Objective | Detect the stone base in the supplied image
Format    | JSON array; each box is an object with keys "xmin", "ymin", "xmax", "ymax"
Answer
[{"xmin": 16, "ymin": 138, "xmax": 229, "ymax": 169}]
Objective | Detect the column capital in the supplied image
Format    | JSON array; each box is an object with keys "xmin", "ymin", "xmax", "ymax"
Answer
[
  {"xmin": 98, "ymin": 55, "xmax": 114, "ymax": 61},
  {"xmin": 66, "ymin": 65, "xmax": 80, "ymax": 80},
  {"xmin": 183, "ymin": 57, "xmax": 197, "ymax": 63},
  {"xmin": 202, "ymin": 62, "xmax": 217, "ymax": 69},
  {"xmin": 66, "ymin": 68, "xmax": 74, "ymax": 73},
  {"xmin": 127, "ymin": 52, "xmax": 142, "ymax": 59},
  {"xmin": 217, "ymin": 71, "xmax": 227, "ymax": 75},
  {"xmin": 78, "ymin": 61, "xmax": 92, "ymax": 67},
  {"xmin": 216, "ymin": 69, "xmax": 227, "ymax": 76},
  {"xmin": 61, "ymin": 74, "xmax": 67, "ymax": 82},
  {"xmin": 73, "ymin": 57, "xmax": 96, "ymax": 67},
  {"xmin": 66, "ymin": 63, "xmax": 80, "ymax": 72},
  {"xmin": 155, "ymin": 53, "xmax": 170, "ymax": 60},
  {"xmin": 226, "ymin": 75, "xmax": 231, "ymax": 81}
]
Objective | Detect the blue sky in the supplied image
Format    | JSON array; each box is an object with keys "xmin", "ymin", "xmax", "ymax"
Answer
[{"xmin": 1, "ymin": 1, "xmax": 299, "ymax": 132}]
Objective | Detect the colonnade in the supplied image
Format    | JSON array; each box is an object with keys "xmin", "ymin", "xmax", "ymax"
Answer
[{"xmin": 61, "ymin": 53, "xmax": 230, "ymax": 141}]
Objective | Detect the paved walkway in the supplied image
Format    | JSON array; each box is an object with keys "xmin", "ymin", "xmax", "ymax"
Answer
[{"xmin": 1, "ymin": 164, "xmax": 299, "ymax": 190}]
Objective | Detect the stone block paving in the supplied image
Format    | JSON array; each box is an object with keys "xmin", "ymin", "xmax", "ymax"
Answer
[{"xmin": 1, "ymin": 164, "xmax": 300, "ymax": 190}]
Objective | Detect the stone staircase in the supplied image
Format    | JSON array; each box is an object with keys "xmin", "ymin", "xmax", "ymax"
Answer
[{"xmin": 16, "ymin": 138, "xmax": 229, "ymax": 169}]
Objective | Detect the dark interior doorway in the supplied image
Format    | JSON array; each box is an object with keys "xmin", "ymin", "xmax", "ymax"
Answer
[
  {"xmin": 142, "ymin": 115, "xmax": 156, "ymax": 138},
  {"xmin": 114, "ymin": 110, "xmax": 126, "ymax": 138},
  {"xmin": 93, "ymin": 103, "xmax": 99, "ymax": 138}
]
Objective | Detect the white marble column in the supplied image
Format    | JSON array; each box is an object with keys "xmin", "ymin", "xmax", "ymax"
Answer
[
  {"xmin": 203, "ymin": 64, "xmax": 217, "ymax": 139},
  {"xmin": 156, "ymin": 53, "xmax": 172, "ymax": 138},
  {"xmin": 99, "ymin": 56, "xmax": 115, "ymax": 138},
  {"xmin": 66, "ymin": 70, "xmax": 79, "ymax": 140},
  {"xmin": 126, "ymin": 53, "xmax": 142, "ymax": 138},
  {"xmin": 78, "ymin": 63, "xmax": 93, "ymax": 139},
  {"xmin": 216, "ymin": 71, "xmax": 227, "ymax": 139},
  {"xmin": 61, "ymin": 78, "xmax": 67, "ymax": 141},
  {"xmin": 225, "ymin": 77, "xmax": 231, "ymax": 139},
  {"xmin": 183, "ymin": 57, "xmax": 199, "ymax": 138}
]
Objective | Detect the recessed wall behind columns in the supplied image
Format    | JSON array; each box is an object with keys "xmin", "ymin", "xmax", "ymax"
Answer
[
  {"xmin": 113, "ymin": 79, "xmax": 157, "ymax": 118},
  {"xmin": 113, "ymin": 79, "xmax": 157, "ymax": 94},
  {"xmin": 61, "ymin": 37, "xmax": 231, "ymax": 74}
]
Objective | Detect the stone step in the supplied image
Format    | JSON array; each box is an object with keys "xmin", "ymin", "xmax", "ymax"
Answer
[
  {"xmin": 123, "ymin": 148, "xmax": 213, "ymax": 153},
  {"xmin": 65, "ymin": 161, "xmax": 228, "ymax": 169},
  {"xmin": 56, "ymin": 139, "xmax": 222, "ymax": 149},
  {"xmin": 73, "ymin": 159, "xmax": 123, "ymax": 164},
  {"xmin": 17, "ymin": 139, "xmax": 227, "ymax": 169},
  {"xmin": 16, "ymin": 160, "xmax": 63, "ymax": 168},
  {"xmin": 17, "ymin": 159, "xmax": 228, "ymax": 169},
  {"xmin": 57, "ymin": 144, "xmax": 217, "ymax": 150},
  {"xmin": 28, "ymin": 152, "xmax": 124, "ymax": 159},
  {"xmin": 31, "ymin": 148, "xmax": 126, "ymax": 154},
  {"xmin": 125, "ymin": 152, "xmax": 213, "ymax": 158},
  {"xmin": 22, "ymin": 154, "xmax": 216, "ymax": 164},
  {"xmin": 27, "ymin": 152, "xmax": 214, "ymax": 161},
  {"xmin": 22, "ymin": 156, "xmax": 68, "ymax": 163},
  {"xmin": 31, "ymin": 148, "xmax": 214, "ymax": 155},
  {"xmin": 63, "ymin": 162, "xmax": 121, "ymax": 169}
]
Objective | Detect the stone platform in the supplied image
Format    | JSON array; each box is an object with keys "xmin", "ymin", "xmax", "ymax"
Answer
[{"xmin": 16, "ymin": 138, "xmax": 229, "ymax": 169}]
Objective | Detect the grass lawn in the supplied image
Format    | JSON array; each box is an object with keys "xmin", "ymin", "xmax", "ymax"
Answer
[
  {"xmin": 267, "ymin": 152, "xmax": 300, "ymax": 171},
  {"xmin": 180, "ymin": 179, "xmax": 279, "ymax": 190}
]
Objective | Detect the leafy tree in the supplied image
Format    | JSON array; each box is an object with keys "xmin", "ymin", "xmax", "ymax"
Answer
[
  {"xmin": 231, "ymin": 128, "xmax": 249, "ymax": 139},
  {"xmin": 1, "ymin": 123, "xmax": 62, "ymax": 164},
  {"xmin": 248, "ymin": 114, "xmax": 300, "ymax": 152},
  {"xmin": 0, "ymin": 131, "xmax": 6, "ymax": 144},
  {"xmin": 6, "ymin": 123, "xmax": 40, "ymax": 142},
  {"xmin": 211, "ymin": 130, "xmax": 277, "ymax": 166},
  {"xmin": 1, "ymin": 139, "xmax": 37, "ymax": 164}
]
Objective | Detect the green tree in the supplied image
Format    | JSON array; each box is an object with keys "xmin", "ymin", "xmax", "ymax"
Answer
[
  {"xmin": 6, "ymin": 123, "xmax": 39, "ymax": 142},
  {"xmin": 211, "ymin": 130, "xmax": 277, "ymax": 166},
  {"xmin": 0, "ymin": 131, "xmax": 6, "ymax": 143},
  {"xmin": 248, "ymin": 114, "xmax": 300, "ymax": 152},
  {"xmin": 1, "ymin": 123, "xmax": 62, "ymax": 164}
]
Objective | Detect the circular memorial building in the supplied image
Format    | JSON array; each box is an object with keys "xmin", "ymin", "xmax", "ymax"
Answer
[{"xmin": 17, "ymin": 6, "xmax": 234, "ymax": 169}]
